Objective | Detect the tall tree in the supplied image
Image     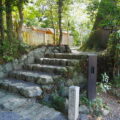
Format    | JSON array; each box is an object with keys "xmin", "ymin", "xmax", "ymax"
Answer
[
  {"xmin": 17, "ymin": 0, "xmax": 24, "ymax": 42},
  {"xmin": 0, "ymin": 0, "xmax": 4, "ymax": 46},
  {"xmin": 82, "ymin": 0, "xmax": 120, "ymax": 50},
  {"xmin": 46, "ymin": 0, "xmax": 57, "ymax": 45},
  {"xmin": 5, "ymin": 0, "xmax": 14, "ymax": 42},
  {"xmin": 58, "ymin": 0, "xmax": 64, "ymax": 45}
]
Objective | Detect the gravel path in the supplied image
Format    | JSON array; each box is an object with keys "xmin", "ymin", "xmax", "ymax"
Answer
[{"xmin": 101, "ymin": 93, "xmax": 120, "ymax": 120}]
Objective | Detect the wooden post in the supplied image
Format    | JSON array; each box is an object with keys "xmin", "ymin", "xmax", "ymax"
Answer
[
  {"xmin": 88, "ymin": 54, "xmax": 97, "ymax": 101},
  {"xmin": 68, "ymin": 86, "xmax": 80, "ymax": 120}
]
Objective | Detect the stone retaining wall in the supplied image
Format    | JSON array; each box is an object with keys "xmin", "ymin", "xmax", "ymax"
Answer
[{"xmin": 0, "ymin": 45, "xmax": 71, "ymax": 78}]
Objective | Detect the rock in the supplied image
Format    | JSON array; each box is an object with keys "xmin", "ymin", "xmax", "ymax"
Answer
[
  {"xmin": 78, "ymin": 114, "xmax": 89, "ymax": 120},
  {"xmin": 79, "ymin": 105, "xmax": 89, "ymax": 114},
  {"xmin": 1, "ymin": 65, "xmax": 6, "ymax": 73},
  {"xmin": 54, "ymin": 50, "xmax": 59, "ymax": 53},
  {"xmin": 61, "ymin": 87, "xmax": 69, "ymax": 97},
  {"xmin": 101, "ymin": 108, "xmax": 110, "ymax": 116},
  {"xmin": 0, "ymin": 72, "xmax": 6, "ymax": 78},
  {"xmin": 0, "ymin": 65, "xmax": 3, "ymax": 71},
  {"xmin": 33, "ymin": 49, "xmax": 43, "ymax": 59},
  {"xmin": 20, "ymin": 86, "xmax": 43, "ymax": 98},
  {"xmin": 42, "ymin": 85, "xmax": 53, "ymax": 91},
  {"xmin": 25, "ymin": 56, "xmax": 34, "ymax": 64},
  {"xmin": 12, "ymin": 59, "xmax": 21, "ymax": 70},
  {"xmin": 1, "ymin": 98, "xmax": 27, "ymax": 110},
  {"xmin": 4, "ymin": 63, "xmax": 13, "ymax": 72},
  {"xmin": 19, "ymin": 55, "xmax": 28, "ymax": 64},
  {"xmin": 52, "ymin": 114, "xmax": 67, "ymax": 120},
  {"xmin": 60, "ymin": 46, "xmax": 66, "ymax": 53},
  {"xmin": 96, "ymin": 117, "xmax": 103, "ymax": 120},
  {"xmin": 43, "ymin": 94, "xmax": 51, "ymax": 102},
  {"xmin": 0, "ymin": 112, "xmax": 25, "ymax": 120},
  {"xmin": 65, "ymin": 99, "xmax": 68, "ymax": 111},
  {"xmin": 28, "ymin": 51, "xmax": 34, "ymax": 57},
  {"xmin": 40, "ymin": 46, "xmax": 46, "ymax": 52},
  {"xmin": 0, "ymin": 79, "xmax": 43, "ymax": 98}
]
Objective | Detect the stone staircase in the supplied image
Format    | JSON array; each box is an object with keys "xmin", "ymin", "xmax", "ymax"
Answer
[{"xmin": 0, "ymin": 53, "xmax": 87, "ymax": 98}]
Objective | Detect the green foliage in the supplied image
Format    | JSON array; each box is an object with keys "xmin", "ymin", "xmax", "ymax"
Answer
[
  {"xmin": 97, "ymin": 72, "xmax": 111, "ymax": 93},
  {"xmin": 51, "ymin": 93, "xmax": 66, "ymax": 113},
  {"xmin": 107, "ymin": 30, "xmax": 120, "ymax": 81},
  {"xmin": 87, "ymin": 0, "xmax": 120, "ymax": 28},
  {"xmin": 71, "ymin": 27, "xmax": 80, "ymax": 46},
  {"xmin": 113, "ymin": 75, "xmax": 120, "ymax": 88},
  {"xmin": 81, "ymin": 0, "xmax": 120, "ymax": 50},
  {"xmin": 1, "ymin": 39, "xmax": 18, "ymax": 55},
  {"xmin": 40, "ymin": 92, "xmax": 66, "ymax": 113},
  {"xmin": 88, "ymin": 98, "xmax": 109, "ymax": 116},
  {"xmin": 80, "ymin": 94, "xmax": 89, "ymax": 106},
  {"xmin": 80, "ymin": 93, "xmax": 109, "ymax": 117},
  {"xmin": 108, "ymin": 30, "xmax": 120, "ymax": 54},
  {"xmin": 2, "ymin": 56, "xmax": 14, "ymax": 62},
  {"xmin": 0, "ymin": 38, "xmax": 30, "ymax": 62}
]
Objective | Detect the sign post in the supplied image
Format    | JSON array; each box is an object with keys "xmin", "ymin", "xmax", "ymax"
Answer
[{"xmin": 88, "ymin": 54, "xmax": 97, "ymax": 101}]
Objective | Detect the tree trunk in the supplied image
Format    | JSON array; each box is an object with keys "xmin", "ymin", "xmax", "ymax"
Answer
[
  {"xmin": 0, "ymin": 0, "xmax": 4, "ymax": 45},
  {"xmin": 17, "ymin": 0, "xmax": 24, "ymax": 42},
  {"xmin": 5, "ymin": 0, "xmax": 13, "ymax": 42},
  {"xmin": 82, "ymin": 0, "xmax": 115, "ymax": 51},
  {"xmin": 58, "ymin": 0, "xmax": 63, "ymax": 45},
  {"xmin": 49, "ymin": 1, "xmax": 56, "ymax": 45}
]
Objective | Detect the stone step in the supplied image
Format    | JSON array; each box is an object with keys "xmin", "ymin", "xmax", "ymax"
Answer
[
  {"xmin": 23, "ymin": 64, "xmax": 73, "ymax": 75},
  {"xmin": 15, "ymin": 103, "xmax": 66, "ymax": 120},
  {"xmin": 45, "ymin": 53, "xmax": 88, "ymax": 59},
  {"xmin": 0, "ymin": 90, "xmax": 66, "ymax": 120},
  {"xmin": 0, "ymin": 89, "xmax": 29, "ymax": 111},
  {"xmin": 9, "ymin": 70, "xmax": 61, "ymax": 85},
  {"xmin": 0, "ymin": 79, "xmax": 42, "ymax": 98},
  {"xmin": 35, "ymin": 58, "xmax": 80, "ymax": 66}
]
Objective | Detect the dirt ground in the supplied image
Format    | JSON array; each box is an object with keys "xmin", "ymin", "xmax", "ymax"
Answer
[{"xmin": 101, "ymin": 93, "xmax": 120, "ymax": 120}]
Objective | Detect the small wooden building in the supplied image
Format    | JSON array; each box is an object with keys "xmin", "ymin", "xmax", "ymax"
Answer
[{"xmin": 22, "ymin": 26, "xmax": 73, "ymax": 46}]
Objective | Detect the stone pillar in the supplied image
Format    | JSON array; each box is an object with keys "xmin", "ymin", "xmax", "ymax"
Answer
[{"xmin": 68, "ymin": 86, "xmax": 80, "ymax": 120}]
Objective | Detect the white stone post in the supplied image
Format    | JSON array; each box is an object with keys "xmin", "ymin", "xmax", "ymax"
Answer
[{"xmin": 68, "ymin": 86, "xmax": 80, "ymax": 120}]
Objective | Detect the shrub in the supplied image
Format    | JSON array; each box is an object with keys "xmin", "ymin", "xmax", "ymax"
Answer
[{"xmin": 97, "ymin": 72, "xmax": 111, "ymax": 93}]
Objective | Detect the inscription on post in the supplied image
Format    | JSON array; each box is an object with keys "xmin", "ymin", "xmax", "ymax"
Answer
[{"xmin": 88, "ymin": 54, "xmax": 97, "ymax": 101}]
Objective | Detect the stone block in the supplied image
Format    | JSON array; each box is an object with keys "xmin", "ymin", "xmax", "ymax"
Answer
[
  {"xmin": 4, "ymin": 63, "xmax": 13, "ymax": 72},
  {"xmin": 0, "ymin": 72, "xmax": 6, "ymax": 78},
  {"xmin": 24, "ymin": 56, "xmax": 34, "ymax": 64},
  {"xmin": 68, "ymin": 86, "xmax": 80, "ymax": 120},
  {"xmin": 12, "ymin": 59, "xmax": 20, "ymax": 70},
  {"xmin": 78, "ymin": 114, "xmax": 89, "ymax": 120},
  {"xmin": 28, "ymin": 51, "xmax": 34, "ymax": 57},
  {"xmin": 20, "ymin": 55, "xmax": 28, "ymax": 61},
  {"xmin": 34, "ymin": 51, "xmax": 43, "ymax": 59},
  {"xmin": 79, "ymin": 105, "xmax": 89, "ymax": 114},
  {"xmin": 0, "ymin": 65, "xmax": 3, "ymax": 71}
]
